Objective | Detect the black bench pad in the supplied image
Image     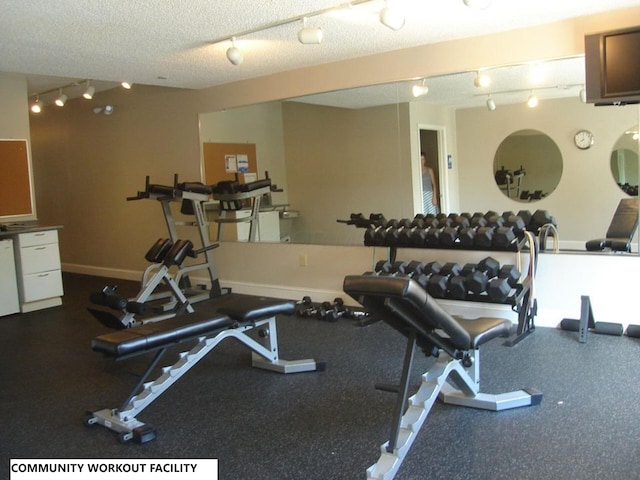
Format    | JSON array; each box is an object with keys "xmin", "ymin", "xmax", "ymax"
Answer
[
  {"xmin": 92, "ymin": 294, "xmax": 295, "ymax": 358},
  {"xmin": 92, "ymin": 311, "xmax": 233, "ymax": 357},
  {"xmin": 204, "ymin": 293, "xmax": 295, "ymax": 322},
  {"xmin": 344, "ymin": 275, "xmax": 511, "ymax": 350}
]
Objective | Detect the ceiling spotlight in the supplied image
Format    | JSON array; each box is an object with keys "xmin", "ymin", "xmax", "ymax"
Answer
[
  {"xmin": 463, "ymin": 0, "xmax": 492, "ymax": 9},
  {"xmin": 527, "ymin": 92, "xmax": 539, "ymax": 108},
  {"xmin": 226, "ymin": 37, "xmax": 243, "ymax": 66},
  {"xmin": 55, "ymin": 89, "xmax": 67, "ymax": 107},
  {"xmin": 30, "ymin": 97, "xmax": 42, "ymax": 113},
  {"xmin": 412, "ymin": 79, "xmax": 429, "ymax": 97},
  {"xmin": 121, "ymin": 81, "xmax": 133, "ymax": 89},
  {"xmin": 380, "ymin": 2, "xmax": 405, "ymax": 31},
  {"xmin": 298, "ymin": 18, "xmax": 323, "ymax": 44},
  {"xmin": 486, "ymin": 95, "xmax": 496, "ymax": 111},
  {"xmin": 104, "ymin": 105, "xmax": 114, "ymax": 115},
  {"xmin": 83, "ymin": 82, "xmax": 95, "ymax": 99},
  {"xmin": 474, "ymin": 71, "xmax": 490, "ymax": 88}
]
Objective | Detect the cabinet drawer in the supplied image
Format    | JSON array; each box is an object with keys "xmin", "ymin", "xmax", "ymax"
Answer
[
  {"xmin": 17, "ymin": 230, "xmax": 58, "ymax": 248},
  {"xmin": 21, "ymin": 270, "xmax": 64, "ymax": 303},
  {"xmin": 19, "ymin": 244, "xmax": 61, "ymax": 275}
]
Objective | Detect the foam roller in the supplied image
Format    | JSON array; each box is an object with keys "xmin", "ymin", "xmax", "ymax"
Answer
[
  {"xmin": 626, "ymin": 325, "xmax": 640, "ymax": 338},
  {"xmin": 560, "ymin": 318, "xmax": 623, "ymax": 336},
  {"xmin": 89, "ymin": 291, "xmax": 128, "ymax": 310}
]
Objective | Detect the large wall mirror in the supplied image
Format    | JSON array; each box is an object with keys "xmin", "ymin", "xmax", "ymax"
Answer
[{"xmin": 200, "ymin": 56, "xmax": 640, "ymax": 252}]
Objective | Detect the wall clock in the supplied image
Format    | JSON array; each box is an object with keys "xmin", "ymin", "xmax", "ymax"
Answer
[{"xmin": 574, "ymin": 130, "xmax": 594, "ymax": 150}]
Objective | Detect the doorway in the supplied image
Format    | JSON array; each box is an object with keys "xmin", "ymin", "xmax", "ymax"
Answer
[{"xmin": 419, "ymin": 128, "xmax": 444, "ymax": 214}]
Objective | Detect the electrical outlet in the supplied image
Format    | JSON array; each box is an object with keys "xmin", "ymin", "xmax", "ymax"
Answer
[{"xmin": 299, "ymin": 254, "xmax": 308, "ymax": 267}]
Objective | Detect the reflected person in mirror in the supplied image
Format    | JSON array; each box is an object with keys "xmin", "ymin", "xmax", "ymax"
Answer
[{"xmin": 421, "ymin": 152, "xmax": 439, "ymax": 214}]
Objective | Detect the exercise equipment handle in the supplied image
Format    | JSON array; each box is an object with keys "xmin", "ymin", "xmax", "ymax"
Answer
[{"xmin": 189, "ymin": 243, "xmax": 220, "ymax": 258}]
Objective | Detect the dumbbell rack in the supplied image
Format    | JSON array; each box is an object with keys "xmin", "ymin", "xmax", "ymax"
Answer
[{"xmin": 382, "ymin": 231, "xmax": 537, "ymax": 346}]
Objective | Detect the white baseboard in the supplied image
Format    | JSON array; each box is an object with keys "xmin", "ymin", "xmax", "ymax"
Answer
[{"xmin": 62, "ymin": 263, "xmax": 142, "ymax": 282}]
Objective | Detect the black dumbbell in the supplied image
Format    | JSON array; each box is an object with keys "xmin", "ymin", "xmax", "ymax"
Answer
[
  {"xmin": 317, "ymin": 297, "xmax": 350, "ymax": 322},
  {"xmin": 477, "ymin": 256, "xmax": 500, "ymax": 278},
  {"xmin": 295, "ymin": 296, "xmax": 315, "ymax": 317},
  {"xmin": 474, "ymin": 226, "xmax": 495, "ymax": 249},
  {"xmin": 405, "ymin": 260, "xmax": 425, "ymax": 277},
  {"xmin": 460, "ymin": 263, "xmax": 489, "ymax": 295},
  {"xmin": 528, "ymin": 209, "xmax": 557, "ymax": 232},
  {"xmin": 415, "ymin": 261, "xmax": 442, "ymax": 290},
  {"xmin": 427, "ymin": 262, "xmax": 462, "ymax": 298},
  {"xmin": 486, "ymin": 265, "xmax": 521, "ymax": 302}
]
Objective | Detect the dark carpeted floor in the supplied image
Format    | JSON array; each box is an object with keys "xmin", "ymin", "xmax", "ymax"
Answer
[{"xmin": 1, "ymin": 273, "xmax": 639, "ymax": 480}]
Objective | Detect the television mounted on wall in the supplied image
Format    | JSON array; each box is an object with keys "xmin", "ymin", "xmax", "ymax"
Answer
[{"xmin": 585, "ymin": 26, "xmax": 640, "ymax": 105}]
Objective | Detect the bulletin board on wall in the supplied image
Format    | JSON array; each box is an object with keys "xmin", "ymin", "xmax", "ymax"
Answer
[
  {"xmin": 0, "ymin": 139, "xmax": 35, "ymax": 220},
  {"xmin": 203, "ymin": 142, "xmax": 258, "ymax": 186}
]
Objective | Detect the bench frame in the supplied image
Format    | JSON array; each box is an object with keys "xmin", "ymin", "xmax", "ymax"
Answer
[{"xmin": 86, "ymin": 315, "xmax": 321, "ymax": 443}]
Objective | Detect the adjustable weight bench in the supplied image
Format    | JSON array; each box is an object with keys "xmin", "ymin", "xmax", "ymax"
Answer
[
  {"xmin": 86, "ymin": 294, "xmax": 323, "ymax": 443},
  {"xmin": 343, "ymin": 274, "xmax": 542, "ymax": 480}
]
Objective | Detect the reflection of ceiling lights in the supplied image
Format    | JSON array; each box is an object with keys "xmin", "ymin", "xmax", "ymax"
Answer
[
  {"xmin": 474, "ymin": 71, "xmax": 491, "ymax": 88},
  {"xmin": 30, "ymin": 97, "xmax": 42, "ymax": 113},
  {"xmin": 527, "ymin": 92, "xmax": 539, "ymax": 108},
  {"xmin": 83, "ymin": 81, "xmax": 95, "ymax": 99},
  {"xmin": 55, "ymin": 89, "xmax": 67, "ymax": 107},
  {"xmin": 412, "ymin": 79, "xmax": 429, "ymax": 97},
  {"xmin": 93, "ymin": 105, "xmax": 114, "ymax": 115},
  {"xmin": 486, "ymin": 95, "xmax": 496, "ymax": 111}
]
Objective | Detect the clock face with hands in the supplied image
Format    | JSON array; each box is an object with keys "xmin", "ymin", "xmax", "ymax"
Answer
[{"xmin": 574, "ymin": 130, "xmax": 594, "ymax": 150}]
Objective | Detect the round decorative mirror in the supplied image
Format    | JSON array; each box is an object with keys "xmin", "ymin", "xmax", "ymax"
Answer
[
  {"xmin": 493, "ymin": 129, "xmax": 563, "ymax": 202},
  {"xmin": 610, "ymin": 125, "xmax": 639, "ymax": 196}
]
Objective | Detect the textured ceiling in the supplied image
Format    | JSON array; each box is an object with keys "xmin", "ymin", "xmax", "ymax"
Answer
[{"xmin": 1, "ymin": 0, "xmax": 640, "ymax": 104}]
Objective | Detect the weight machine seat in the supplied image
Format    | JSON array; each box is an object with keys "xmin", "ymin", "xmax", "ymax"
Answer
[
  {"xmin": 343, "ymin": 275, "xmax": 512, "ymax": 353},
  {"xmin": 586, "ymin": 198, "xmax": 639, "ymax": 252},
  {"xmin": 92, "ymin": 294, "xmax": 295, "ymax": 359}
]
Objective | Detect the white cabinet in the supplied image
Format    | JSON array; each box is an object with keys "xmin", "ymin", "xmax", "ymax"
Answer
[
  {"xmin": 14, "ymin": 229, "xmax": 64, "ymax": 312},
  {"xmin": 0, "ymin": 240, "xmax": 20, "ymax": 316}
]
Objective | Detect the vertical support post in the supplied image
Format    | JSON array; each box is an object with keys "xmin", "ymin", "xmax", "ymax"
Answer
[{"xmin": 387, "ymin": 332, "xmax": 417, "ymax": 453}]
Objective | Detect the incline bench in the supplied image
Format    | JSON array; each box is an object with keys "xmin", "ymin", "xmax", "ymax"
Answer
[
  {"xmin": 344, "ymin": 274, "xmax": 542, "ymax": 480},
  {"xmin": 85, "ymin": 294, "xmax": 323, "ymax": 443}
]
